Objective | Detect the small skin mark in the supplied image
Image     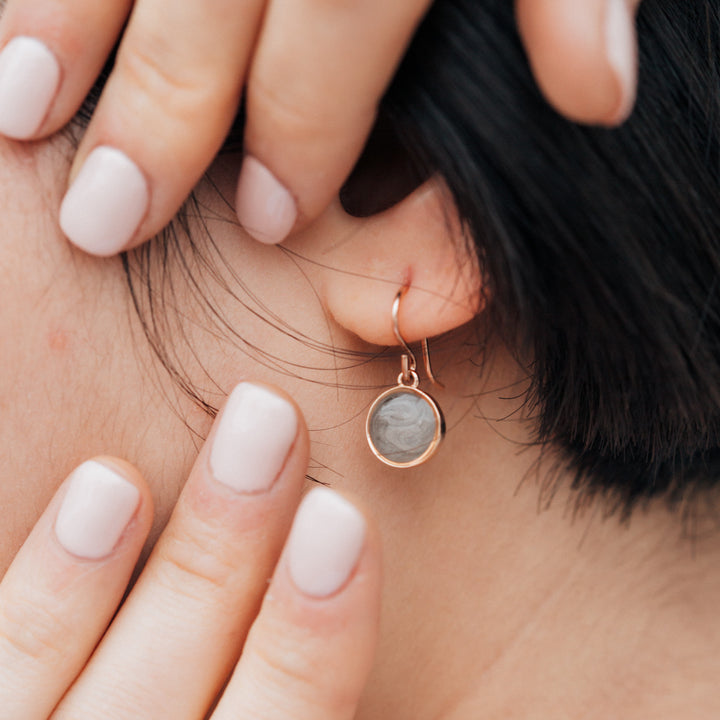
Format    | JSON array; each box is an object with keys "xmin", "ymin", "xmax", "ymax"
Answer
[{"xmin": 47, "ymin": 329, "xmax": 69, "ymax": 352}]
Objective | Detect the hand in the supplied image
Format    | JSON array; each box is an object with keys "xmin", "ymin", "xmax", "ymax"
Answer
[
  {"xmin": 0, "ymin": 0, "xmax": 434, "ymax": 255},
  {"xmin": 0, "ymin": 0, "xmax": 641, "ymax": 257},
  {"xmin": 0, "ymin": 382, "xmax": 381, "ymax": 719}
]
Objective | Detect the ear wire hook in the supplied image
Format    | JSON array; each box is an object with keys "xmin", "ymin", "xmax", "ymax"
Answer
[
  {"xmin": 422, "ymin": 338, "xmax": 445, "ymax": 389},
  {"xmin": 392, "ymin": 286, "xmax": 417, "ymax": 384},
  {"xmin": 393, "ymin": 286, "xmax": 444, "ymax": 389}
]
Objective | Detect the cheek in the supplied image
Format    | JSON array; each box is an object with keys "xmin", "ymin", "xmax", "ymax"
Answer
[
  {"xmin": 47, "ymin": 328, "xmax": 70, "ymax": 353},
  {"xmin": 0, "ymin": 275, "xmax": 71, "ymax": 570},
  {"xmin": 0, "ymin": 245, "xmax": 111, "ymax": 574},
  {"xmin": 0, "ymin": 145, "xmax": 139, "ymax": 575}
]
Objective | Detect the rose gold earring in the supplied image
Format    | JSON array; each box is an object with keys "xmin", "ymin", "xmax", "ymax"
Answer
[{"xmin": 366, "ymin": 286, "xmax": 445, "ymax": 468}]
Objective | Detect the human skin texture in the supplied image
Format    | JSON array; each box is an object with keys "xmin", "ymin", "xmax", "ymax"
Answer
[{"xmin": 2, "ymin": 136, "xmax": 720, "ymax": 718}]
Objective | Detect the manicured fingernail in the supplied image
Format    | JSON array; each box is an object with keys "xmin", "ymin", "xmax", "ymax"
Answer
[
  {"xmin": 605, "ymin": 0, "xmax": 637, "ymax": 124},
  {"xmin": 287, "ymin": 488, "xmax": 366, "ymax": 598},
  {"xmin": 235, "ymin": 156, "xmax": 297, "ymax": 245},
  {"xmin": 54, "ymin": 461, "xmax": 140, "ymax": 560},
  {"xmin": 60, "ymin": 146, "xmax": 149, "ymax": 256},
  {"xmin": 0, "ymin": 37, "xmax": 60, "ymax": 139},
  {"xmin": 210, "ymin": 383, "xmax": 298, "ymax": 493}
]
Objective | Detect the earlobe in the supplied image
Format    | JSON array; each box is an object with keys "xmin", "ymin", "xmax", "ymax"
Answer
[{"xmin": 285, "ymin": 177, "xmax": 483, "ymax": 347}]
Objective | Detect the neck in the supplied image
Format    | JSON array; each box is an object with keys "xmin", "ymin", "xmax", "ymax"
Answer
[
  {"xmin": 353, "ymin": 374, "xmax": 720, "ymax": 718},
  {"xmin": 7, "ymin": 145, "xmax": 718, "ymax": 719},
  {"xmin": 132, "ymin": 182, "xmax": 720, "ymax": 720}
]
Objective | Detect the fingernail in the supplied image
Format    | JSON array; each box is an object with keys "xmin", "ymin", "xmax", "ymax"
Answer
[
  {"xmin": 54, "ymin": 461, "xmax": 140, "ymax": 560},
  {"xmin": 60, "ymin": 146, "xmax": 149, "ymax": 256},
  {"xmin": 210, "ymin": 383, "xmax": 298, "ymax": 493},
  {"xmin": 235, "ymin": 156, "xmax": 297, "ymax": 245},
  {"xmin": 0, "ymin": 37, "xmax": 60, "ymax": 139},
  {"xmin": 605, "ymin": 0, "xmax": 637, "ymax": 124},
  {"xmin": 287, "ymin": 488, "xmax": 366, "ymax": 598}
]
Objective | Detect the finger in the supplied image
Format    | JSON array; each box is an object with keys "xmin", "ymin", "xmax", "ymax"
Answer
[
  {"xmin": 234, "ymin": 0, "xmax": 432, "ymax": 245},
  {"xmin": 58, "ymin": 0, "xmax": 266, "ymax": 257},
  {"xmin": 54, "ymin": 383, "xmax": 309, "ymax": 719},
  {"xmin": 212, "ymin": 488, "xmax": 381, "ymax": 720},
  {"xmin": 0, "ymin": 0, "xmax": 131, "ymax": 140},
  {"xmin": 0, "ymin": 459, "xmax": 151, "ymax": 720},
  {"xmin": 516, "ymin": 0, "xmax": 641, "ymax": 126}
]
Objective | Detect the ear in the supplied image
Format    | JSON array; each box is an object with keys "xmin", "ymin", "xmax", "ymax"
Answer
[{"xmin": 284, "ymin": 178, "xmax": 483, "ymax": 346}]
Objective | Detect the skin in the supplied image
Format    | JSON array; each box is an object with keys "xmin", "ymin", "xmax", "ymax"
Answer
[{"xmin": 1, "ymin": 129, "xmax": 719, "ymax": 717}]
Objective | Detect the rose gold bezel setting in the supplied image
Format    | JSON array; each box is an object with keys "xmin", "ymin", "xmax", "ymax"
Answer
[{"xmin": 365, "ymin": 385, "xmax": 445, "ymax": 469}]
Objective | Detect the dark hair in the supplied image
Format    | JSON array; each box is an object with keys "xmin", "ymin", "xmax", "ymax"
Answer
[
  {"xmin": 85, "ymin": 0, "xmax": 720, "ymax": 520},
  {"xmin": 353, "ymin": 0, "xmax": 720, "ymax": 520}
]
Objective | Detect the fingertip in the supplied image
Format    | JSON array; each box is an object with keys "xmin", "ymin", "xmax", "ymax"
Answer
[
  {"xmin": 59, "ymin": 146, "xmax": 149, "ymax": 257},
  {"xmin": 235, "ymin": 155, "xmax": 298, "ymax": 245},
  {"xmin": 53, "ymin": 456, "xmax": 153, "ymax": 560},
  {"xmin": 255, "ymin": 486, "xmax": 382, "ymax": 662},
  {"xmin": 254, "ymin": 486, "xmax": 381, "ymax": 644},
  {"xmin": 88, "ymin": 455, "xmax": 154, "ymax": 513},
  {"xmin": 208, "ymin": 382, "xmax": 302, "ymax": 494},
  {"xmin": 516, "ymin": 0, "xmax": 638, "ymax": 126},
  {"xmin": 0, "ymin": 36, "xmax": 61, "ymax": 140},
  {"xmin": 286, "ymin": 487, "xmax": 368, "ymax": 599}
]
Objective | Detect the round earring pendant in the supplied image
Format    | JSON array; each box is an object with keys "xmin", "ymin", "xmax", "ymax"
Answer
[{"xmin": 366, "ymin": 385, "xmax": 445, "ymax": 468}]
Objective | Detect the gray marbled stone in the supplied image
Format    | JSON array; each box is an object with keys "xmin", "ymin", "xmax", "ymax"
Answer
[{"xmin": 368, "ymin": 389, "xmax": 438, "ymax": 464}]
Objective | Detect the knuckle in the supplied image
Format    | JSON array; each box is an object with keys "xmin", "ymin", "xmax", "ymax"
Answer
[
  {"xmin": 249, "ymin": 631, "xmax": 356, "ymax": 717},
  {"xmin": 152, "ymin": 524, "xmax": 237, "ymax": 603},
  {"xmin": 0, "ymin": 593, "xmax": 70, "ymax": 665},
  {"xmin": 122, "ymin": 43, "xmax": 197, "ymax": 95},
  {"xmin": 249, "ymin": 79, "xmax": 352, "ymax": 143},
  {"xmin": 117, "ymin": 42, "xmax": 236, "ymax": 118}
]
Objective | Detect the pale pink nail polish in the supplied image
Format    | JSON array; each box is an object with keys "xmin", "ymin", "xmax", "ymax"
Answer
[
  {"xmin": 287, "ymin": 488, "xmax": 366, "ymax": 598},
  {"xmin": 60, "ymin": 146, "xmax": 149, "ymax": 256},
  {"xmin": 605, "ymin": 0, "xmax": 638, "ymax": 124},
  {"xmin": 235, "ymin": 156, "xmax": 297, "ymax": 245},
  {"xmin": 210, "ymin": 383, "xmax": 298, "ymax": 493},
  {"xmin": 54, "ymin": 461, "xmax": 140, "ymax": 560},
  {"xmin": 0, "ymin": 37, "xmax": 60, "ymax": 139}
]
